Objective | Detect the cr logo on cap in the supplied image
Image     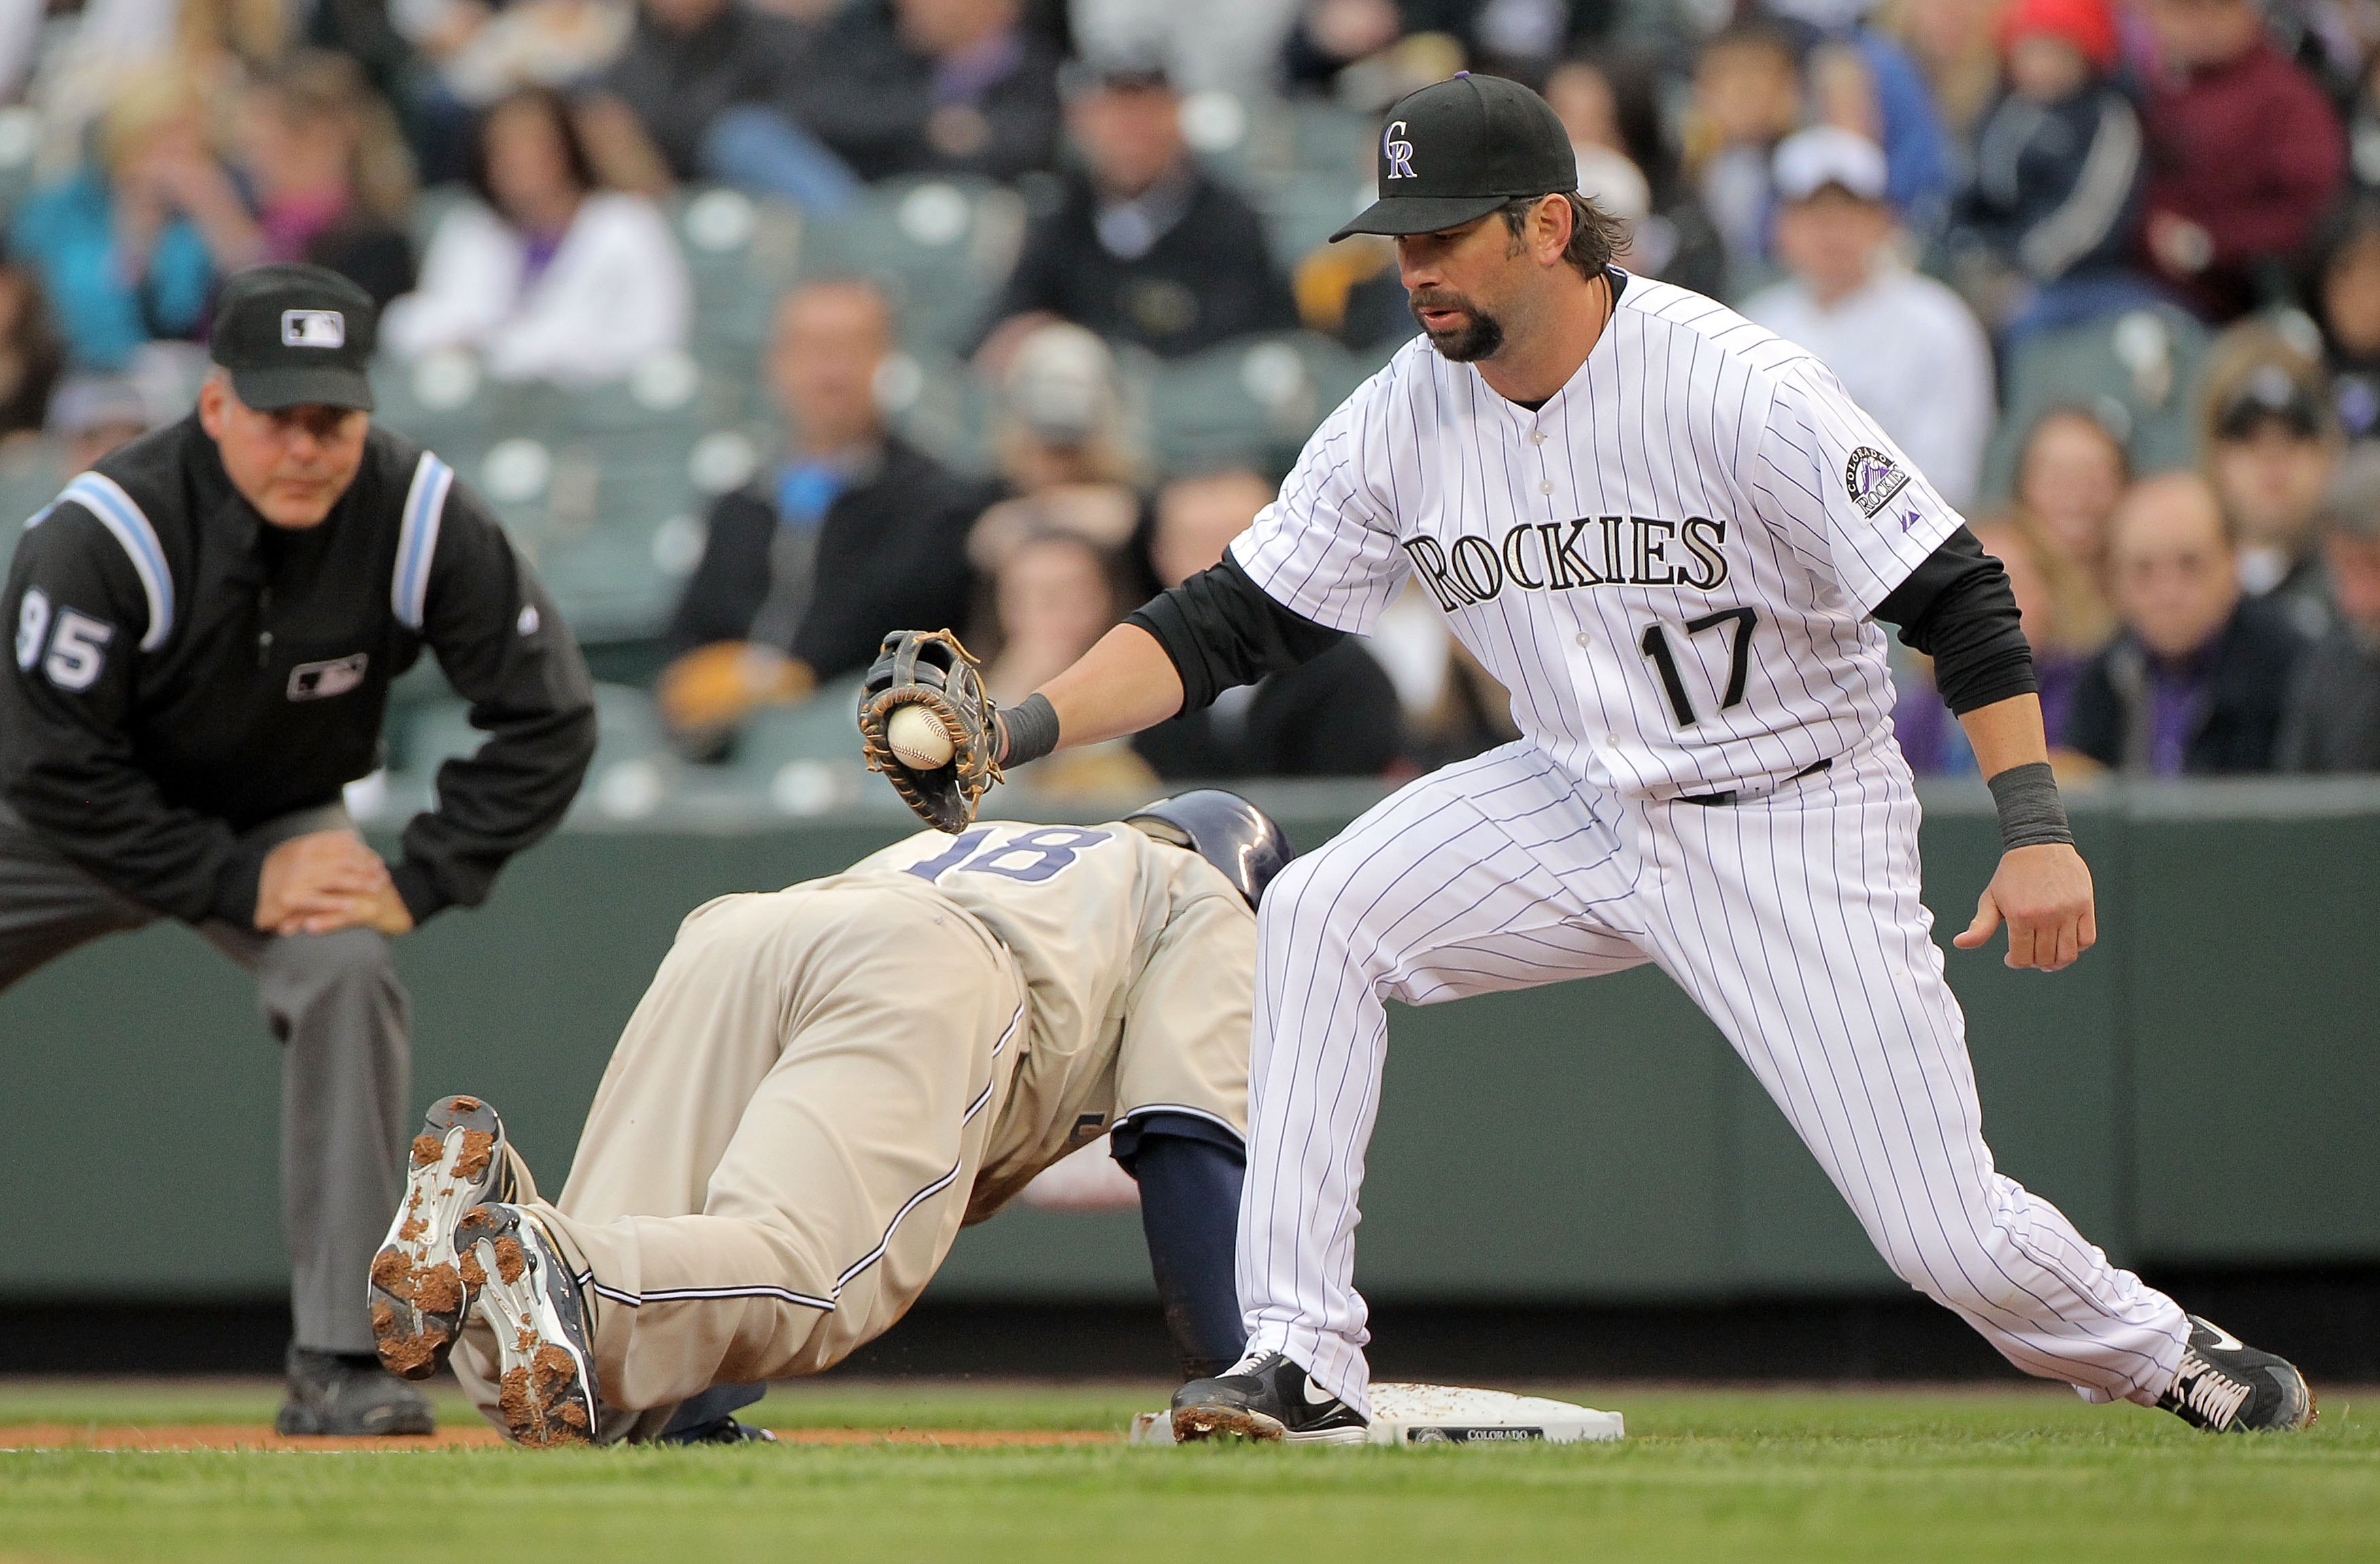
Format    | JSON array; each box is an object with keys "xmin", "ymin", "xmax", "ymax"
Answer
[
  {"xmin": 1383, "ymin": 119, "xmax": 1414, "ymax": 180},
  {"xmin": 281, "ymin": 309, "xmax": 346, "ymax": 349}
]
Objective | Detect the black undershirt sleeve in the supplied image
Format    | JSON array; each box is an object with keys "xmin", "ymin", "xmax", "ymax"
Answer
[
  {"xmin": 1872, "ymin": 525, "xmax": 2039, "ymax": 716},
  {"xmin": 1126, "ymin": 554, "xmax": 1346, "ymax": 715}
]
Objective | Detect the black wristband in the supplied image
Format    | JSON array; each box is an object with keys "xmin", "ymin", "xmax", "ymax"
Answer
[
  {"xmin": 1986, "ymin": 761, "xmax": 2073, "ymax": 850},
  {"xmin": 999, "ymin": 693, "xmax": 1060, "ymax": 768}
]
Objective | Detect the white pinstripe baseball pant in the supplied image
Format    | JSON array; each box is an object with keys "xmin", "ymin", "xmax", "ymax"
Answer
[{"xmin": 1240, "ymin": 734, "xmax": 2188, "ymax": 1417}]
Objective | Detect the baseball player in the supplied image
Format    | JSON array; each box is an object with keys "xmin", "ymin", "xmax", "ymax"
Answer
[
  {"xmin": 859, "ymin": 75, "xmax": 2313, "ymax": 1440},
  {"xmin": 367, "ymin": 791, "xmax": 1285, "ymax": 1444}
]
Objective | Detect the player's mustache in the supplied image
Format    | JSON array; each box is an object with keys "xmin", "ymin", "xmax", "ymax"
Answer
[{"xmin": 1408, "ymin": 288, "xmax": 1475, "ymax": 316}]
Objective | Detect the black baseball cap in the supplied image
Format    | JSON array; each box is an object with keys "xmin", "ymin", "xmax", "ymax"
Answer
[
  {"xmin": 2215, "ymin": 362, "xmax": 2326, "ymax": 441},
  {"xmin": 209, "ymin": 262, "xmax": 378, "ymax": 413},
  {"xmin": 1331, "ymin": 73, "xmax": 1578, "ymax": 242}
]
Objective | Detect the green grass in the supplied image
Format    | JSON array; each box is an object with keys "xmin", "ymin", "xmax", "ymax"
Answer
[{"xmin": 3, "ymin": 1379, "xmax": 2377, "ymax": 1562}]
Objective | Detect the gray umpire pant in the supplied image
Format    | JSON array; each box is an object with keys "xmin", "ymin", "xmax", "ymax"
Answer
[{"xmin": 0, "ymin": 798, "xmax": 409, "ymax": 1356}]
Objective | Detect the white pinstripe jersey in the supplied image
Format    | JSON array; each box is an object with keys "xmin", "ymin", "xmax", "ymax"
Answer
[{"xmin": 1233, "ymin": 271, "xmax": 1964, "ymax": 798}]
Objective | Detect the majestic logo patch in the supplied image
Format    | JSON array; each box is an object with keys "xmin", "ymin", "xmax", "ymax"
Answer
[
  {"xmin": 288, "ymin": 651, "xmax": 369, "ymax": 700},
  {"xmin": 1382, "ymin": 119, "xmax": 1416, "ymax": 180},
  {"xmin": 281, "ymin": 309, "xmax": 345, "ymax": 349},
  {"xmin": 1843, "ymin": 446, "xmax": 1909, "ymax": 517}
]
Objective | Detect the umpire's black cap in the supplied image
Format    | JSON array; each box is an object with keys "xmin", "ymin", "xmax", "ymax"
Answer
[
  {"xmin": 209, "ymin": 262, "xmax": 378, "ymax": 413},
  {"xmin": 1331, "ymin": 73, "xmax": 1577, "ymax": 242},
  {"xmin": 1125, "ymin": 790, "xmax": 1297, "ymax": 908}
]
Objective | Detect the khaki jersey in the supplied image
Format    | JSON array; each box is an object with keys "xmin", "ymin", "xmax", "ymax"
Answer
[{"xmin": 823, "ymin": 821, "xmax": 1255, "ymax": 1220}]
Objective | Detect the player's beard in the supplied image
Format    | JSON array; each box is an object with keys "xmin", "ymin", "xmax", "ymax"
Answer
[{"xmin": 1409, "ymin": 288, "xmax": 1506, "ymax": 362}]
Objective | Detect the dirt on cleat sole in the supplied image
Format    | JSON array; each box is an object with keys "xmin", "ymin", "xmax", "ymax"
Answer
[
  {"xmin": 1172, "ymin": 1406, "xmax": 1287, "ymax": 1442},
  {"xmin": 461, "ymin": 1206, "xmax": 595, "ymax": 1448},
  {"xmin": 371, "ymin": 1096, "xmax": 505, "ymax": 1382}
]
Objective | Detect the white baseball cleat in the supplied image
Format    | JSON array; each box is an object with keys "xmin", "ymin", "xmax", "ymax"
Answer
[
  {"xmin": 370, "ymin": 1094, "xmax": 515, "ymax": 1381},
  {"xmin": 456, "ymin": 1202, "xmax": 598, "ymax": 1447}
]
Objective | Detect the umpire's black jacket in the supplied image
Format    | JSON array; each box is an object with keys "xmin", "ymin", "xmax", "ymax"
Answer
[{"xmin": 1, "ymin": 413, "xmax": 596, "ymax": 929}]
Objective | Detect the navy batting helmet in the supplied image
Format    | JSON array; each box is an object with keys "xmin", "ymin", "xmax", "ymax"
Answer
[{"xmin": 1125, "ymin": 789, "xmax": 1296, "ymax": 908}]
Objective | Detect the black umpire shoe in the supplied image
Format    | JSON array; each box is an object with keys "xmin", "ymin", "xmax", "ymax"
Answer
[
  {"xmin": 1172, "ymin": 1351, "xmax": 1370, "ymax": 1444},
  {"xmin": 2156, "ymin": 1315, "xmax": 2315, "ymax": 1433},
  {"xmin": 275, "ymin": 1346, "xmax": 437, "ymax": 1436},
  {"xmin": 371, "ymin": 1095, "xmax": 516, "ymax": 1382}
]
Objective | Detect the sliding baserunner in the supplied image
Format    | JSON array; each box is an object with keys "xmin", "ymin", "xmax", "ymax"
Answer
[{"xmin": 369, "ymin": 792, "xmax": 1285, "ymax": 1444}]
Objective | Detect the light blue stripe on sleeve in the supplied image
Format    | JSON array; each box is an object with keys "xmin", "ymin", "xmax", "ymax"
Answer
[
  {"xmin": 56, "ymin": 473, "xmax": 174, "ymax": 651},
  {"xmin": 392, "ymin": 453, "xmax": 454, "ymax": 631}
]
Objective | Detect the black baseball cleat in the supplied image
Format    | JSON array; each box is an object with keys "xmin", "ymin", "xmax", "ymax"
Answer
[
  {"xmin": 371, "ymin": 1095, "xmax": 516, "ymax": 1382},
  {"xmin": 456, "ymin": 1202, "xmax": 598, "ymax": 1447},
  {"xmin": 1171, "ymin": 1351, "xmax": 1370, "ymax": 1444},
  {"xmin": 2156, "ymin": 1315, "xmax": 2316, "ymax": 1433},
  {"xmin": 275, "ymin": 1346, "xmax": 437, "ymax": 1436}
]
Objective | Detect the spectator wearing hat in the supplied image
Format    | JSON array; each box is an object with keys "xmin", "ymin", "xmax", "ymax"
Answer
[
  {"xmin": 966, "ymin": 321, "xmax": 1153, "ymax": 600},
  {"xmin": 1763, "ymin": 0, "xmax": 1958, "ymax": 231},
  {"xmin": 974, "ymin": 61, "xmax": 1297, "ymax": 362},
  {"xmin": 2198, "ymin": 325, "xmax": 2343, "ymax": 641},
  {"xmin": 2137, "ymin": 0, "xmax": 2345, "ymax": 322},
  {"xmin": 0, "ymin": 263, "xmax": 596, "ymax": 1435},
  {"xmin": 658, "ymin": 279, "xmax": 997, "ymax": 751},
  {"xmin": 2062, "ymin": 471, "xmax": 2304, "ymax": 773},
  {"xmin": 1950, "ymin": 0, "xmax": 2151, "ymax": 341},
  {"xmin": 1739, "ymin": 126, "xmax": 1995, "ymax": 509},
  {"xmin": 2277, "ymin": 445, "xmax": 2380, "ymax": 770}
]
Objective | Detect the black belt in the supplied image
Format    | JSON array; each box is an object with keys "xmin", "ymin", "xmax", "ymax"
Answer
[{"xmin": 1680, "ymin": 757, "xmax": 1832, "ymax": 808}]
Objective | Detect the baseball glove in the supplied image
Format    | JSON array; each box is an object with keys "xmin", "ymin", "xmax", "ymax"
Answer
[{"xmin": 857, "ymin": 629, "xmax": 1002, "ymax": 833}]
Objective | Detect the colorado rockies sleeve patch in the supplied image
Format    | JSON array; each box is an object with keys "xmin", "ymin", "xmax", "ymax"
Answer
[{"xmin": 1843, "ymin": 447, "xmax": 1909, "ymax": 518}]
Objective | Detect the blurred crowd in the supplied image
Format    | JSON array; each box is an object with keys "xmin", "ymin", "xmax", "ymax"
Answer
[{"xmin": 3, "ymin": 0, "xmax": 2380, "ymax": 785}]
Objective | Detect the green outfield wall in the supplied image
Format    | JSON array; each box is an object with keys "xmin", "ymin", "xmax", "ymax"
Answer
[{"xmin": 3, "ymin": 779, "xmax": 2375, "ymax": 1308}]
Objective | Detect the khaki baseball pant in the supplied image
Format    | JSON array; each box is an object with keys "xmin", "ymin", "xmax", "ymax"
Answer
[{"xmin": 452, "ymin": 881, "xmax": 1026, "ymax": 1442}]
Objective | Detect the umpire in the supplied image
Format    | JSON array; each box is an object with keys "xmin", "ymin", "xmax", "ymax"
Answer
[{"xmin": 0, "ymin": 264, "xmax": 596, "ymax": 1435}]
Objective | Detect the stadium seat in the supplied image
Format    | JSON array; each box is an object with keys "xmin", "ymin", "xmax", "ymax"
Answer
[
  {"xmin": 1140, "ymin": 330, "xmax": 1361, "ymax": 472},
  {"xmin": 1981, "ymin": 305, "xmax": 2212, "ymax": 501},
  {"xmin": 369, "ymin": 350, "xmax": 513, "ymax": 475},
  {"xmin": 796, "ymin": 175, "xmax": 1027, "ymax": 360},
  {"xmin": 1251, "ymin": 167, "xmax": 1372, "ymax": 275},
  {"xmin": 1285, "ymin": 98, "xmax": 1376, "ymax": 178},
  {"xmin": 706, "ymin": 675, "xmax": 885, "ymax": 817},
  {"xmin": 677, "ymin": 185, "xmax": 805, "ymax": 389}
]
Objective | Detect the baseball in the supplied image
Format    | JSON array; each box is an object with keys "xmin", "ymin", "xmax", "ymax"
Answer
[{"xmin": 886, "ymin": 704, "xmax": 955, "ymax": 769}]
